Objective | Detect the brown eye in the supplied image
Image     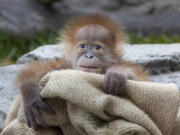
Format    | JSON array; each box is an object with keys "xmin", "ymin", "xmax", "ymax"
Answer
[
  {"xmin": 94, "ymin": 45, "xmax": 101, "ymax": 50},
  {"xmin": 80, "ymin": 44, "xmax": 86, "ymax": 48}
]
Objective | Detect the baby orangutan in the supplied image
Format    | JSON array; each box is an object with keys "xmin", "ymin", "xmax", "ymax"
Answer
[{"xmin": 18, "ymin": 14, "xmax": 149, "ymax": 131}]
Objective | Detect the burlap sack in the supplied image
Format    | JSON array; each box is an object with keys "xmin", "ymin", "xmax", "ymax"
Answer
[{"xmin": 1, "ymin": 70, "xmax": 180, "ymax": 135}]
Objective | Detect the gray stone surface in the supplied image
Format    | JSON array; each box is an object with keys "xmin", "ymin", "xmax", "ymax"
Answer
[
  {"xmin": 17, "ymin": 44, "xmax": 180, "ymax": 75},
  {"xmin": 58, "ymin": 0, "xmax": 180, "ymax": 34},
  {"xmin": 0, "ymin": 64, "xmax": 24, "ymax": 131},
  {"xmin": 150, "ymin": 71, "xmax": 180, "ymax": 89},
  {"xmin": 0, "ymin": 111, "xmax": 6, "ymax": 133},
  {"xmin": 123, "ymin": 44, "xmax": 180, "ymax": 74},
  {"xmin": 64, "ymin": 0, "xmax": 180, "ymax": 14},
  {"xmin": 114, "ymin": 13, "xmax": 180, "ymax": 35},
  {"xmin": 17, "ymin": 44, "xmax": 65, "ymax": 64},
  {"xmin": 38, "ymin": 0, "xmax": 60, "ymax": 5},
  {"xmin": 0, "ymin": 0, "xmax": 71, "ymax": 37},
  {"xmin": 0, "ymin": 65, "xmax": 24, "ymax": 114},
  {"xmin": 0, "ymin": 0, "xmax": 180, "ymax": 37},
  {"xmin": 56, "ymin": 1, "xmax": 180, "ymax": 35}
]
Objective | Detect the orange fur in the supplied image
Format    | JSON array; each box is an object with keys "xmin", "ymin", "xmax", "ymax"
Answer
[
  {"xmin": 112, "ymin": 61, "xmax": 149, "ymax": 81},
  {"xmin": 61, "ymin": 13, "xmax": 126, "ymax": 57},
  {"xmin": 17, "ymin": 59, "xmax": 64, "ymax": 87}
]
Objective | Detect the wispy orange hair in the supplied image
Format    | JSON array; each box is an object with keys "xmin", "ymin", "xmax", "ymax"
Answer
[{"xmin": 61, "ymin": 13, "xmax": 126, "ymax": 57}]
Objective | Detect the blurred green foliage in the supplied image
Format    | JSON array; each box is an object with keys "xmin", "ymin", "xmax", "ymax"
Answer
[
  {"xmin": 0, "ymin": 31, "xmax": 180, "ymax": 66},
  {"xmin": 0, "ymin": 31, "xmax": 59, "ymax": 66},
  {"xmin": 128, "ymin": 33, "xmax": 180, "ymax": 44}
]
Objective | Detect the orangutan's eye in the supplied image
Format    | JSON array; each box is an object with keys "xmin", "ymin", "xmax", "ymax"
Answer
[
  {"xmin": 80, "ymin": 44, "xmax": 86, "ymax": 48},
  {"xmin": 94, "ymin": 45, "xmax": 101, "ymax": 50}
]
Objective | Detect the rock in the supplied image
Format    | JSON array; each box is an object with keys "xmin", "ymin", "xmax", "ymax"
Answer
[
  {"xmin": 0, "ymin": 0, "xmax": 180, "ymax": 36},
  {"xmin": 114, "ymin": 13, "xmax": 180, "ymax": 35},
  {"xmin": 64, "ymin": 0, "xmax": 180, "ymax": 14},
  {"xmin": 37, "ymin": 0, "xmax": 60, "ymax": 5},
  {"xmin": 0, "ymin": 65, "xmax": 24, "ymax": 114},
  {"xmin": 17, "ymin": 44, "xmax": 65, "ymax": 64},
  {"xmin": 98, "ymin": 0, "xmax": 121, "ymax": 10},
  {"xmin": 0, "ymin": 0, "xmax": 71, "ymax": 37},
  {"xmin": 151, "ymin": 71, "xmax": 180, "ymax": 89},
  {"xmin": 124, "ymin": 0, "xmax": 148, "ymax": 5},
  {"xmin": 0, "ymin": 111, "xmax": 6, "ymax": 133},
  {"xmin": 154, "ymin": 0, "xmax": 180, "ymax": 13},
  {"xmin": 57, "ymin": 0, "xmax": 180, "ymax": 34},
  {"xmin": 123, "ymin": 44, "xmax": 180, "ymax": 74},
  {"xmin": 17, "ymin": 44, "xmax": 180, "ymax": 75}
]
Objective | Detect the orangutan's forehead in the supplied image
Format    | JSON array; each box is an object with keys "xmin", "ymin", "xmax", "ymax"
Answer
[{"xmin": 74, "ymin": 24, "xmax": 114, "ymax": 43}]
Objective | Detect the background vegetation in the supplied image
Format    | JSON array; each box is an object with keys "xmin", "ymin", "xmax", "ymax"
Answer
[
  {"xmin": 0, "ymin": 31, "xmax": 59, "ymax": 66},
  {"xmin": 0, "ymin": 31, "xmax": 180, "ymax": 66}
]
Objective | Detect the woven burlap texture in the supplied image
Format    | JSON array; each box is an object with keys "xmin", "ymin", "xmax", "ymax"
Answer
[{"xmin": 1, "ymin": 70, "xmax": 180, "ymax": 135}]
